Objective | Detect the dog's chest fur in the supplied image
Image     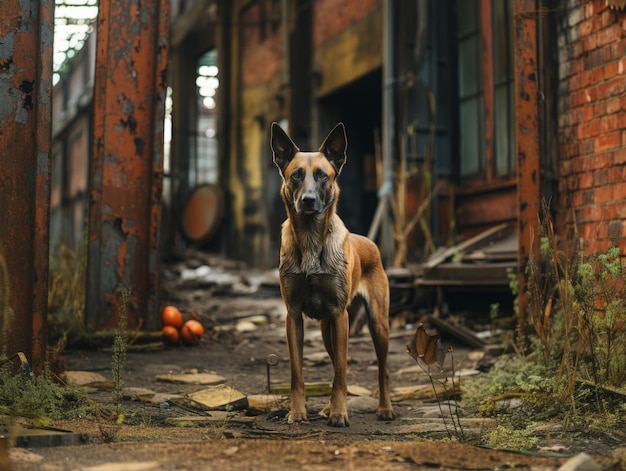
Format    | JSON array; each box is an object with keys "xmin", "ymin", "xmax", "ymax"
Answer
[{"xmin": 279, "ymin": 214, "xmax": 350, "ymax": 319}]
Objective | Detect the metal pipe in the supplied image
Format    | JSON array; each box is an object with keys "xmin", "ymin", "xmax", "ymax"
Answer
[{"xmin": 380, "ymin": 0, "xmax": 396, "ymax": 264}]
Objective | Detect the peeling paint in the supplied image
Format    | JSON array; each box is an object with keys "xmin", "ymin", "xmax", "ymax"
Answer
[
  {"xmin": 87, "ymin": 0, "xmax": 169, "ymax": 331},
  {"xmin": 1, "ymin": 0, "xmax": 53, "ymax": 370}
]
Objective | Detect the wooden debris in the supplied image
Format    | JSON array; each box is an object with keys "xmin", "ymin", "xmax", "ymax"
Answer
[
  {"xmin": 64, "ymin": 371, "xmax": 114, "ymax": 388},
  {"xmin": 391, "ymin": 382, "xmax": 461, "ymax": 402},
  {"xmin": 187, "ymin": 384, "xmax": 248, "ymax": 411},
  {"xmin": 427, "ymin": 315, "xmax": 485, "ymax": 349},
  {"xmin": 270, "ymin": 382, "xmax": 332, "ymax": 397},
  {"xmin": 155, "ymin": 372, "xmax": 225, "ymax": 385},
  {"xmin": 347, "ymin": 385, "xmax": 372, "ymax": 396},
  {"xmin": 246, "ymin": 394, "xmax": 288, "ymax": 412}
]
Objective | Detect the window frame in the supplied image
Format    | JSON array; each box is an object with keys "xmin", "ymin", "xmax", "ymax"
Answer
[{"xmin": 457, "ymin": 0, "xmax": 516, "ymax": 186}]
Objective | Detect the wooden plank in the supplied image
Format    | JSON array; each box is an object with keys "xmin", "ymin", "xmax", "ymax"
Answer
[
  {"xmin": 421, "ymin": 223, "xmax": 510, "ymax": 271},
  {"xmin": 428, "ymin": 315, "xmax": 485, "ymax": 349}
]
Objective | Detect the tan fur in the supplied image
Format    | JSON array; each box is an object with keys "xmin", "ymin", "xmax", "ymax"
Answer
[{"xmin": 270, "ymin": 122, "xmax": 394, "ymax": 427}]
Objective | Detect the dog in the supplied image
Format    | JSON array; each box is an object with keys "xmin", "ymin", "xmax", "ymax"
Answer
[{"xmin": 270, "ymin": 122, "xmax": 395, "ymax": 427}]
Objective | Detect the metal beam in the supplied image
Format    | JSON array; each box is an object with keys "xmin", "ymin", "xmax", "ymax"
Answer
[
  {"xmin": 86, "ymin": 0, "xmax": 169, "ymax": 330},
  {"xmin": 514, "ymin": 0, "xmax": 541, "ymax": 337},
  {"xmin": 0, "ymin": 0, "xmax": 54, "ymax": 371}
]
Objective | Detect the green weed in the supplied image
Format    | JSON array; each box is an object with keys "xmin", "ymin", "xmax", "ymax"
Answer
[{"xmin": 112, "ymin": 288, "xmax": 130, "ymax": 417}]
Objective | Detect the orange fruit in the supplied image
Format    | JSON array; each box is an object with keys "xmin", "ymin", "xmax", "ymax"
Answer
[
  {"xmin": 180, "ymin": 320, "xmax": 205, "ymax": 345},
  {"xmin": 161, "ymin": 305, "xmax": 183, "ymax": 328},
  {"xmin": 162, "ymin": 325, "xmax": 180, "ymax": 345}
]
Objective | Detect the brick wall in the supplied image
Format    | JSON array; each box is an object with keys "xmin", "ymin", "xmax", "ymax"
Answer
[{"xmin": 557, "ymin": 0, "xmax": 626, "ymax": 253}]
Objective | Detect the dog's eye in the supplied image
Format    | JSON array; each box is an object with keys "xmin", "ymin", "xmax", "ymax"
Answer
[
  {"xmin": 316, "ymin": 171, "xmax": 328, "ymax": 182},
  {"xmin": 291, "ymin": 171, "xmax": 303, "ymax": 182}
]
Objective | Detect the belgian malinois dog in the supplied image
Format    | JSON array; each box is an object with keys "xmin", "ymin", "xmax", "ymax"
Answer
[{"xmin": 270, "ymin": 122, "xmax": 395, "ymax": 427}]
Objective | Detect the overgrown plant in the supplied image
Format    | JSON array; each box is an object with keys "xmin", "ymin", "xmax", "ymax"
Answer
[
  {"xmin": 112, "ymin": 288, "xmax": 130, "ymax": 418},
  {"xmin": 0, "ymin": 356, "xmax": 88, "ymax": 425},
  {"xmin": 48, "ymin": 241, "xmax": 87, "ymax": 348},
  {"xmin": 522, "ymin": 201, "xmax": 626, "ymax": 406}
]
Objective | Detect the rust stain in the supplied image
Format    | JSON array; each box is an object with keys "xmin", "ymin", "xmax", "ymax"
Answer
[
  {"xmin": 514, "ymin": 0, "xmax": 541, "ymax": 338},
  {"xmin": 0, "ymin": 0, "xmax": 53, "ymax": 371},
  {"xmin": 86, "ymin": 0, "xmax": 170, "ymax": 331}
]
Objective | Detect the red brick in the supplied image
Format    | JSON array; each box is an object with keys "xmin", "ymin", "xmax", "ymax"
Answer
[
  {"xmin": 584, "ymin": 45, "xmax": 605, "ymax": 67},
  {"xmin": 597, "ymin": 25, "xmax": 620, "ymax": 47},
  {"xmin": 581, "ymin": 205, "xmax": 600, "ymax": 222},
  {"xmin": 613, "ymin": 182, "xmax": 626, "ymax": 201},
  {"xmin": 572, "ymin": 41, "xmax": 584, "ymax": 59},
  {"xmin": 570, "ymin": 73, "xmax": 582, "ymax": 91},
  {"xmin": 610, "ymin": 40, "xmax": 626, "ymax": 60},
  {"xmin": 571, "ymin": 88, "xmax": 597, "ymax": 107},
  {"xmin": 580, "ymin": 171, "xmax": 594, "ymax": 189},
  {"xmin": 612, "ymin": 201, "xmax": 626, "ymax": 219},
  {"xmin": 608, "ymin": 166, "xmax": 623, "ymax": 183},
  {"xmin": 606, "ymin": 96, "xmax": 621, "ymax": 114},
  {"xmin": 571, "ymin": 190, "xmax": 584, "ymax": 207},
  {"xmin": 596, "ymin": 186, "xmax": 614, "ymax": 203},
  {"xmin": 577, "ymin": 118, "xmax": 600, "ymax": 138},
  {"xmin": 595, "ymin": 131, "xmax": 621, "ymax": 151},
  {"xmin": 604, "ymin": 61, "xmax": 619, "ymax": 77},
  {"xmin": 598, "ymin": 76, "xmax": 626, "ymax": 98},
  {"xmin": 591, "ymin": 152, "xmax": 613, "ymax": 169},
  {"xmin": 617, "ymin": 147, "xmax": 626, "ymax": 166},
  {"xmin": 593, "ymin": 168, "xmax": 609, "ymax": 186},
  {"xmin": 572, "ymin": 155, "xmax": 585, "ymax": 173},
  {"xmin": 580, "ymin": 18, "xmax": 594, "ymax": 36},
  {"xmin": 583, "ymin": 35, "xmax": 598, "ymax": 52},
  {"xmin": 600, "ymin": 114, "xmax": 618, "ymax": 132},
  {"xmin": 601, "ymin": 8, "xmax": 617, "ymax": 28},
  {"xmin": 579, "ymin": 104, "xmax": 595, "ymax": 121},
  {"xmin": 583, "ymin": 137, "xmax": 596, "ymax": 155},
  {"xmin": 594, "ymin": 100, "xmax": 607, "ymax": 116}
]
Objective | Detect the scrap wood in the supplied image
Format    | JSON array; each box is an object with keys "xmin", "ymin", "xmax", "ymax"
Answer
[
  {"xmin": 270, "ymin": 382, "xmax": 332, "ymax": 397},
  {"xmin": 391, "ymin": 382, "xmax": 461, "ymax": 402},
  {"xmin": 269, "ymin": 383, "xmax": 373, "ymax": 398},
  {"xmin": 420, "ymin": 223, "xmax": 510, "ymax": 271},
  {"xmin": 427, "ymin": 315, "xmax": 485, "ymax": 349}
]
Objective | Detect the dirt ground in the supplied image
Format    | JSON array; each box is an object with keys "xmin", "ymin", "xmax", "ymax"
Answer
[{"xmin": 5, "ymin": 251, "xmax": 622, "ymax": 470}]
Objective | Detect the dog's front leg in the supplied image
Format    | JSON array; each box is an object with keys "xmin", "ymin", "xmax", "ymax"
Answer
[
  {"xmin": 322, "ymin": 311, "xmax": 350, "ymax": 427},
  {"xmin": 286, "ymin": 310, "xmax": 307, "ymax": 422}
]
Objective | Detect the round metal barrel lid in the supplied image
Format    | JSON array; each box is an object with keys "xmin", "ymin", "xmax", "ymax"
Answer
[{"xmin": 182, "ymin": 184, "xmax": 224, "ymax": 244}]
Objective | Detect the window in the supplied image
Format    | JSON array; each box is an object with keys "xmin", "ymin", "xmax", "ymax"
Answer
[{"xmin": 457, "ymin": 0, "xmax": 515, "ymax": 181}]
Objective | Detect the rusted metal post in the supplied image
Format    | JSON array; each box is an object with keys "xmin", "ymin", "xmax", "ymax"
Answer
[
  {"xmin": 0, "ymin": 0, "xmax": 54, "ymax": 371},
  {"xmin": 514, "ymin": 0, "xmax": 541, "ymax": 337},
  {"xmin": 87, "ymin": 0, "xmax": 169, "ymax": 330}
]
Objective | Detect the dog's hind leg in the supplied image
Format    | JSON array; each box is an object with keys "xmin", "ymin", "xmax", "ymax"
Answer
[{"xmin": 364, "ymin": 294, "xmax": 395, "ymax": 421}]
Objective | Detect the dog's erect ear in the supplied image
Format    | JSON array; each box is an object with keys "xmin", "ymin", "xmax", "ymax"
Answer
[
  {"xmin": 319, "ymin": 123, "xmax": 347, "ymax": 175},
  {"xmin": 271, "ymin": 122, "xmax": 299, "ymax": 175}
]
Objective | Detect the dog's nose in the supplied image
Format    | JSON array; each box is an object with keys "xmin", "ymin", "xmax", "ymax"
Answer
[{"xmin": 302, "ymin": 194, "xmax": 316, "ymax": 205}]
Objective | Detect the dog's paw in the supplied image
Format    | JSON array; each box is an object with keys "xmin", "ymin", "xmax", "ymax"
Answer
[
  {"xmin": 287, "ymin": 410, "xmax": 308, "ymax": 423},
  {"xmin": 327, "ymin": 413, "xmax": 350, "ymax": 427},
  {"xmin": 377, "ymin": 407, "xmax": 395, "ymax": 421},
  {"xmin": 318, "ymin": 403, "xmax": 330, "ymax": 418}
]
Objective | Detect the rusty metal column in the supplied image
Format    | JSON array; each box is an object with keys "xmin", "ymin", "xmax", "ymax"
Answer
[
  {"xmin": 87, "ymin": 0, "xmax": 169, "ymax": 331},
  {"xmin": 514, "ymin": 0, "xmax": 541, "ymax": 337},
  {"xmin": 0, "ymin": 0, "xmax": 54, "ymax": 370}
]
